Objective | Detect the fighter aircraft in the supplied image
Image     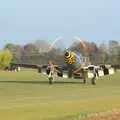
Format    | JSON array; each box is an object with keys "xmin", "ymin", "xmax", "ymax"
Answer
[
  {"xmin": 39, "ymin": 37, "xmax": 98, "ymax": 85},
  {"xmin": 9, "ymin": 37, "xmax": 98, "ymax": 85}
]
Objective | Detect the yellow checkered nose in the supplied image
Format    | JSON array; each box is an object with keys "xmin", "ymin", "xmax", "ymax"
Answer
[
  {"xmin": 64, "ymin": 51, "xmax": 75, "ymax": 64},
  {"xmin": 65, "ymin": 51, "xmax": 70, "ymax": 58}
]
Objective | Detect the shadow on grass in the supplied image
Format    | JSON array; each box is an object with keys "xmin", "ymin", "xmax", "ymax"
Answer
[{"xmin": 0, "ymin": 80, "xmax": 85, "ymax": 85}]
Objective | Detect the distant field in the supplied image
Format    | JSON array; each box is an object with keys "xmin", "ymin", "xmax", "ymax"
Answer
[{"xmin": 0, "ymin": 69, "xmax": 120, "ymax": 120}]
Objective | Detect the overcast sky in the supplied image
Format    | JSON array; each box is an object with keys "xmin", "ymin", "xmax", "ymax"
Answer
[{"xmin": 0, "ymin": 0, "xmax": 120, "ymax": 48}]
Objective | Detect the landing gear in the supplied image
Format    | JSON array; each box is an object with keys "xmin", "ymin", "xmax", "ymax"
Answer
[
  {"xmin": 91, "ymin": 77, "xmax": 96, "ymax": 85},
  {"xmin": 48, "ymin": 72, "xmax": 54, "ymax": 85},
  {"xmin": 49, "ymin": 77, "xmax": 53, "ymax": 84},
  {"xmin": 91, "ymin": 73, "xmax": 97, "ymax": 85},
  {"xmin": 83, "ymin": 78, "xmax": 86, "ymax": 84},
  {"xmin": 82, "ymin": 69, "xmax": 87, "ymax": 84}
]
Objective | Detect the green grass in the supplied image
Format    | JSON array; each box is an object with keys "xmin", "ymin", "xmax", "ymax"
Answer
[{"xmin": 0, "ymin": 69, "xmax": 120, "ymax": 120}]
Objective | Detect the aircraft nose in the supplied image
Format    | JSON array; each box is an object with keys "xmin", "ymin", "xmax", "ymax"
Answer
[{"xmin": 65, "ymin": 52, "xmax": 69, "ymax": 57}]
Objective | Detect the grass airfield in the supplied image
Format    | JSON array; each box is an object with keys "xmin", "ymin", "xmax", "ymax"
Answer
[{"xmin": 0, "ymin": 69, "xmax": 120, "ymax": 120}]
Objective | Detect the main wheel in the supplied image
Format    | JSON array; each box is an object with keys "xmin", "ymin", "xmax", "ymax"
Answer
[
  {"xmin": 91, "ymin": 77, "xmax": 96, "ymax": 85},
  {"xmin": 49, "ymin": 77, "xmax": 53, "ymax": 84}
]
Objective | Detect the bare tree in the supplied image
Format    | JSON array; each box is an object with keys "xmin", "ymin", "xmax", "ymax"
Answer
[
  {"xmin": 34, "ymin": 40, "xmax": 50, "ymax": 53},
  {"xmin": 108, "ymin": 40, "xmax": 120, "ymax": 64}
]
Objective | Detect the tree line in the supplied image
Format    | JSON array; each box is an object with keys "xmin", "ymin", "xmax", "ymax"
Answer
[
  {"xmin": 70, "ymin": 40, "xmax": 120, "ymax": 65},
  {"xmin": 1, "ymin": 39, "xmax": 120, "ymax": 69}
]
